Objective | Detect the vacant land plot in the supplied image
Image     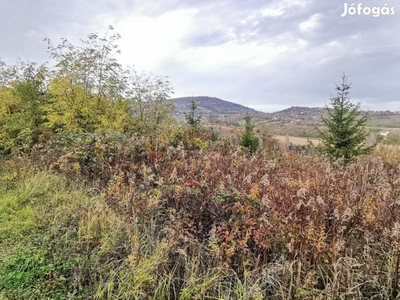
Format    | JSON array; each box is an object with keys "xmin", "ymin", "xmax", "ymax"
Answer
[{"xmin": 275, "ymin": 135, "xmax": 320, "ymax": 145}]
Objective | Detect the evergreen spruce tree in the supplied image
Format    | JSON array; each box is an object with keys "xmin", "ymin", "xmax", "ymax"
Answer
[
  {"xmin": 239, "ymin": 116, "xmax": 259, "ymax": 155},
  {"xmin": 185, "ymin": 99, "xmax": 201, "ymax": 128},
  {"xmin": 316, "ymin": 73, "xmax": 374, "ymax": 164}
]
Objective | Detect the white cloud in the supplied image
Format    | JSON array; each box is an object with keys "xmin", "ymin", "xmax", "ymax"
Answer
[
  {"xmin": 174, "ymin": 41, "xmax": 291, "ymax": 73},
  {"xmin": 260, "ymin": 0, "xmax": 310, "ymax": 17},
  {"xmin": 114, "ymin": 7, "xmax": 305, "ymax": 75},
  {"xmin": 114, "ymin": 8, "xmax": 198, "ymax": 71},
  {"xmin": 299, "ymin": 14, "xmax": 321, "ymax": 32}
]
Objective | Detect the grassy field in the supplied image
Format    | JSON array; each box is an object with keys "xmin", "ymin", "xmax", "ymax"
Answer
[
  {"xmin": 274, "ymin": 135, "xmax": 320, "ymax": 146},
  {"xmin": 368, "ymin": 114, "xmax": 400, "ymax": 128}
]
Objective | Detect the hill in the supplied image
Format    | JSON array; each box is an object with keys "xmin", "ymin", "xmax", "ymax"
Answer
[
  {"xmin": 171, "ymin": 97, "xmax": 400, "ymax": 133},
  {"xmin": 172, "ymin": 98, "xmax": 330, "ymax": 121},
  {"xmin": 270, "ymin": 106, "xmax": 326, "ymax": 118},
  {"xmin": 172, "ymin": 96, "xmax": 266, "ymax": 117}
]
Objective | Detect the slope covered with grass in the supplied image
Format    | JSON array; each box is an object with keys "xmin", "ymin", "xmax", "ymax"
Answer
[{"xmin": 2, "ymin": 138, "xmax": 400, "ymax": 299}]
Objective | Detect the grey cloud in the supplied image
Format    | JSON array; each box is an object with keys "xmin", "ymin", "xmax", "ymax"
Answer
[
  {"xmin": 182, "ymin": 29, "xmax": 231, "ymax": 47},
  {"xmin": 228, "ymin": 0, "xmax": 399, "ymax": 50},
  {"xmin": 161, "ymin": 0, "xmax": 400, "ymax": 110},
  {"xmin": 0, "ymin": 0, "xmax": 137, "ymax": 63},
  {"xmin": 1, "ymin": 0, "xmax": 399, "ymax": 111}
]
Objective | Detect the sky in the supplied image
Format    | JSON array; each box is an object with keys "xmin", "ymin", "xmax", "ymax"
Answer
[{"xmin": 1, "ymin": 0, "xmax": 399, "ymax": 112}]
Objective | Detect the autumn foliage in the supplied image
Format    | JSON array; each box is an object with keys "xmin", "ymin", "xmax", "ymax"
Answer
[{"xmin": 25, "ymin": 133, "xmax": 400, "ymax": 299}]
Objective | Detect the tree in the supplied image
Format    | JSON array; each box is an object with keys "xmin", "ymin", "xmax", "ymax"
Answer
[
  {"xmin": 44, "ymin": 26, "xmax": 128, "ymax": 134},
  {"xmin": 45, "ymin": 25, "xmax": 124, "ymax": 101},
  {"xmin": 0, "ymin": 27, "xmax": 176, "ymax": 153},
  {"xmin": 44, "ymin": 28, "xmax": 174, "ymax": 136},
  {"xmin": 185, "ymin": 99, "xmax": 202, "ymax": 128},
  {"xmin": 124, "ymin": 68, "xmax": 174, "ymax": 135},
  {"xmin": 239, "ymin": 116, "xmax": 259, "ymax": 154},
  {"xmin": 45, "ymin": 76, "xmax": 107, "ymax": 134},
  {"xmin": 315, "ymin": 73, "xmax": 374, "ymax": 164},
  {"xmin": 0, "ymin": 62, "xmax": 49, "ymax": 155}
]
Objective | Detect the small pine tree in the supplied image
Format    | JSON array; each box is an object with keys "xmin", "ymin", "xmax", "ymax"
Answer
[
  {"xmin": 239, "ymin": 116, "xmax": 259, "ymax": 154},
  {"xmin": 185, "ymin": 99, "xmax": 201, "ymax": 128},
  {"xmin": 315, "ymin": 73, "xmax": 375, "ymax": 164}
]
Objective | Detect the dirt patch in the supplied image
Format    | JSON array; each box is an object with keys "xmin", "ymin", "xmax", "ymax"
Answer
[{"xmin": 275, "ymin": 135, "xmax": 320, "ymax": 146}]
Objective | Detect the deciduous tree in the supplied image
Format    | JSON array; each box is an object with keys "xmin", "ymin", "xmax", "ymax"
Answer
[
  {"xmin": 0, "ymin": 62, "xmax": 49, "ymax": 154},
  {"xmin": 124, "ymin": 68, "xmax": 174, "ymax": 135}
]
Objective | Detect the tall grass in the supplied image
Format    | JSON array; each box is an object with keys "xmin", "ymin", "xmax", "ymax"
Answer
[{"xmin": 1, "ymin": 137, "xmax": 400, "ymax": 299}]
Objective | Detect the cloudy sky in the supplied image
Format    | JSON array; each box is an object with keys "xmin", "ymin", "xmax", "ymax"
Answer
[{"xmin": 1, "ymin": 0, "xmax": 399, "ymax": 112}]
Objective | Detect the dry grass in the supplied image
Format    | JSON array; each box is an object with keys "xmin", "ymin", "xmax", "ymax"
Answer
[{"xmin": 2, "ymin": 136, "xmax": 400, "ymax": 299}]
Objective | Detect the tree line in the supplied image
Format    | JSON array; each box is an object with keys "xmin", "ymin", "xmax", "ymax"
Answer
[{"xmin": 0, "ymin": 26, "xmax": 174, "ymax": 155}]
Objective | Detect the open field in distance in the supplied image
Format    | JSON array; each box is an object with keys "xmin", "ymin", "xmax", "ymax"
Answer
[{"xmin": 275, "ymin": 135, "xmax": 320, "ymax": 146}]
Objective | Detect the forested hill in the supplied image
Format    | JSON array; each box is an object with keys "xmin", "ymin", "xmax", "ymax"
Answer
[{"xmin": 172, "ymin": 96, "xmax": 265, "ymax": 116}]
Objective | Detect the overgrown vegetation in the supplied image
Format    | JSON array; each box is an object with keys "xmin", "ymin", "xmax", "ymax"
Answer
[{"xmin": 1, "ymin": 29, "xmax": 400, "ymax": 299}]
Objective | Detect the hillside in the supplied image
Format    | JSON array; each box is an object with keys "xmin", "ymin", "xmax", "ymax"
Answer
[
  {"xmin": 172, "ymin": 96, "xmax": 267, "ymax": 117},
  {"xmin": 173, "ymin": 97, "xmax": 400, "ymax": 126},
  {"xmin": 270, "ymin": 106, "xmax": 326, "ymax": 118}
]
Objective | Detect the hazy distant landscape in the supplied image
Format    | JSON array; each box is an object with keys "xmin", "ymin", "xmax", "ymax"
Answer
[{"xmin": 174, "ymin": 96, "xmax": 400, "ymax": 146}]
